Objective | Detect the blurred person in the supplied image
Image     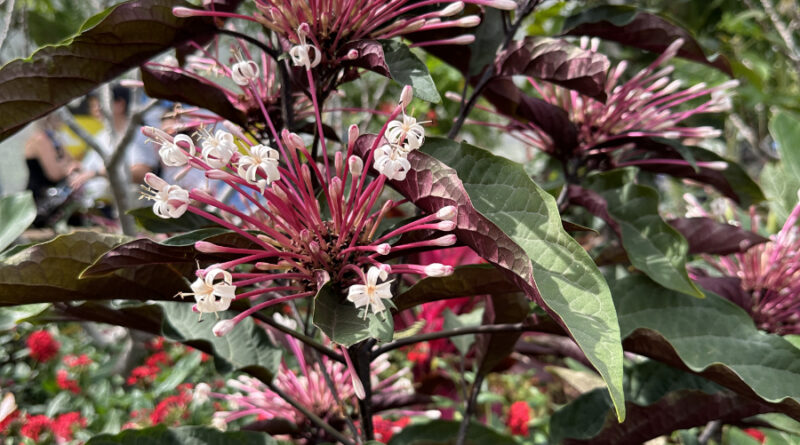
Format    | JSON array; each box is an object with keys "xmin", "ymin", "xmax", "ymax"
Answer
[{"xmin": 109, "ymin": 85, "xmax": 160, "ymax": 183}]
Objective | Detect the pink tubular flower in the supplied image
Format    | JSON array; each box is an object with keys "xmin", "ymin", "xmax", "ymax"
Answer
[
  {"xmin": 27, "ymin": 330, "xmax": 60, "ymax": 362},
  {"xmin": 699, "ymin": 195, "xmax": 800, "ymax": 334},
  {"xmin": 475, "ymin": 38, "xmax": 736, "ymax": 168}
]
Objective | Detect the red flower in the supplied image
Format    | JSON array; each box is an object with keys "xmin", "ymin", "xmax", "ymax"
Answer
[
  {"xmin": 406, "ymin": 342, "xmax": 430, "ymax": 365},
  {"xmin": 56, "ymin": 369, "xmax": 81, "ymax": 394},
  {"xmin": 372, "ymin": 416, "xmax": 410, "ymax": 443},
  {"xmin": 507, "ymin": 401, "xmax": 530, "ymax": 436},
  {"xmin": 145, "ymin": 351, "xmax": 171, "ymax": 368},
  {"xmin": 52, "ymin": 412, "xmax": 86, "ymax": 441},
  {"xmin": 149, "ymin": 337, "xmax": 165, "ymax": 350},
  {"xmin": 26, "ymin": 331, "xmax": 60, "ymax": 362},
  {"xmin": 744, "ymin": 428, "xmax": 766, "ymax": 444},
  {"xmin": 20, "ymin": 414, "xmax": 51, "ymax": 441},
  {"xmin": 63, "ymin": 354, "xmax": 92, "ymax": 368},
  {"xmin": 150, "ymin": 391, "xmax": 191, "ymax": 425},
  {"xmin": 127, "ymin": 365, "xmax": 159, "ymax": 386},
  {"xmin": 0, "ymin": 409, "xmax": 19, "ymax": 433}
]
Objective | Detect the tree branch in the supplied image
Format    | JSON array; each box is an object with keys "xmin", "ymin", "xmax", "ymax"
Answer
[{"xmin": 372, "ymin": 322, "xmax": 530, "ymax": 357}]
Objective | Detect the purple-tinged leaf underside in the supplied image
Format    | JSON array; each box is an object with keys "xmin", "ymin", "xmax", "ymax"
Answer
[
  {"xmin": 356, "ymin": 135, "xmax": 625, "ymax": 421},
  {"xmin": 0, "ymin": 0, "xmax": 226, "ymax": 142},
  {"xmin": 561, "ymin": 5, "xmax": 733, "ymax": 76},
  {"xmin": 668, "ymin": 217, "xmax": 769, "ymax": 255},
  {"xmin": 495, "ymin": 37, "xmax": 610, "ymax": 101},
  {"xmin": 0, "ymin": 231, "xmax": 189, "ymax": 305}
]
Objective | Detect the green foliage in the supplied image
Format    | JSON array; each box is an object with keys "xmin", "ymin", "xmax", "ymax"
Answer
[
  {"xmin": 380, "ymin": 40, "xmax": 441, "ymax": 103},
  {"xmin": 86, "ymin": 425, "xmax": 276, "ymax": 444},
  {"xmin": 0, "ymin": 191, "xmax": 35, "ymax": 253},
  {"xmin": 312, "ymin": 282, "xmax": 394, "ymax": 347}
]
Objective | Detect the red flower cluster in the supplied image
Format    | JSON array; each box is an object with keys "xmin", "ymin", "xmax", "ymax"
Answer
[
  {"xmin": 507, "ymin": 401, "xmax": 530, "ymax": 436},
  {"xmin": 52, "ymin": 412, "xmax": 87, "ymax": 442},
  {"xmin": 372, "ymin": 416, "xmax": 410, "ymax": 443},
  {"xmin": 150, "ymin": 384, "xmax": 193, "ymax": 425},
  {"xmin": 26, "ymin": 330, "xmax": 60, "ymax": 362},
  {"xmin": 20, "ymin": 414, "xmax": 51, "ymax": 441},
  {"xmin": 0, "ymin": 409, "xmax": 19, "ymax": 433},
  {"xmin": 63, "ymin": 354, "xmax": 92, "ymax": 368},
  {"xmin": 56, "ymin": 369, "xmax": 81, "ymax": 394},
  {"xmin": 127, "ymin": 351, "xmax": 173, "ymax": 386}
]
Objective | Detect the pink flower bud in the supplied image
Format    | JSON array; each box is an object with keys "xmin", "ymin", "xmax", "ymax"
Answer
[
  {"xmin": 486, "ymin": 0, "xmax": 517, "ymax": 10},
  {"xmin": 436, "ymin": 206, "xmax": 457, "ymax": 221},
  {"xmin": 172, "ymin": 7, "xmax": 202, "ymax": 17},
  {"xmin": 433, "ymin": 235, "xmax": 457, "ymax": 246},
  {"xmin": 348, "ymin": 124, "xmax": 360, "ymax": 144},
  {"xmin": 376, "ymin": 243, "xmax": 392, "ymax": 255},
  {"xmin": 424, "ymin": 263, "xmax": 453, "ymax": 277},
  {"xmin": 438, "ymin": 220, "xmax": 457, "ymax": 231},
  {"xmin": 213, "ymin": 319, "xmax": 236, "ymax": 337},
  {"xmin": 400, "ymin": 85, "xmax": 413, "ymax": 109},
  {"xmin": 440, "ymin": 1, "xmax": 464, "ymax": 16},
  {"xmin": 456, "ymin": 15, "xmax": 481, "ymax": 27},
  {"xmin": 195, "ymin": 241, "xmax": 221, "ymax": 253},
  {"xmin": 348, "ymin": 156, "xmax": 364, "ymax": 177},
  {"xmin": 346, "ymin": 49, "xmax": 359, "ymax": 60}
]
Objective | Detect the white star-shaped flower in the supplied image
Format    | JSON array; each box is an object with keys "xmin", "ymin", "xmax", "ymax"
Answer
[
  {"xmin": 386, "ymin": 114, "xmax": 425, "ymax": 150},
  {"xmin": 231, "ymin": 59, "xmax": 259, "ymax": 86},
  {"xmin": 347, "ymin": 267, "xmax": 394, "ymax": 318},
  {"xmin": 158, "ymin": 134, "xmax": 196, "ymax": 167},
  {"xmin": 237, "ymin": 144, "xmax": 280, "ymax": 191},
  {"xmin": 289, "ymin": 26, "xmax": 321, "ymax": 69},
  {"xmin": 143, "ymin": 173, "xmax": 190, "ymax": 219},
  {"xmin": 179, "ymin": 268, "xmax": 236, "ymax": 319},
  {"xmin": 374, "ymin": 144, "xmax": 411, "ymax": 181},
  {"xmin": 201, "ymin": 130, "xmax": 236, "ymax": 168}
]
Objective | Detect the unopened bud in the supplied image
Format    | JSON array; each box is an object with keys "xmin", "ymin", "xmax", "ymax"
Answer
[
  {"xmin": 212, "ymin": 319, "xmax": 236, "ymax": 337},
  {"xmin": 309, "ymin": 241, "xmax": 320, "ymax": 254},
  {"xmin": 376, "ymin": 243, "xmax": 391, "ymax": 255},
  {"xmin": 440, "ymin": 1, "xmax": 464, "ymax": 16},
  {"xmin": 456, "ymin": 15, "xmax": 481, "ymax": 27},
  {"xmin": 329, "ymin": 176, "xmax": 343, "ymax": 196},
  {"xmin": 400, "ymin": 85, "xmax": 413, "ymax": 109},
  {"xmin": 424, "ymin": 263, "xmax": 454, "ymax": 277},
  {"xmin": 211, "ymin": 416, "xmax": 228, "ymax": 432},
  {"xmin": 335, "ymin": 151, "xmax": 343, "ymax": 176},
  {"xmin": 193, "ymin": 383, "xmax": 211, "ymax": 403},
  {"xmin": 348, "ymin": 155, "xmax": 364, "ymax": 176},
  {"xmin": 700, "ymin": 161, "xmax": 728, "ymax": 171},
  {"xmin": 205, "ymin": 169, "xmax": 230, "ymax": 180},
  {"xmin": 436, "ymin": 205, "xmax": 457, "ymax": 221},
  {"xmin": 172, "ymin": 6, "xmax": 200, "ymax": 17},
  {"xmin": 487, "ymin": 0, "xmax": 517, "ymax": 10},
  {"xmin": 379, "ymin": 263, "xmax": 392, "ymax": 278},
  {"xmin": 437, "ymin": 220, "xmax": 457, "ymax": 231},
  {"xmin": 346, "ymin": 49, "xmax": 359, "ymax": 60},
  {"xmin": 433, "ymin": 234, "xmax": 457, "ymax": 246},
  {"xmin": 195, "ymin": 241, "xmax": 221, "ymax": 253},
  {"xmin": 348, "ymin": 124, "xmax": 360, "ymax": 145}
]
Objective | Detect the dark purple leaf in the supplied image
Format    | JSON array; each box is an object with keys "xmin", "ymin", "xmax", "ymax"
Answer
[
  {"xmin": 340, "ymin": 40, "xmax": 390, "ymax": 78},
  {"xmin": 483, "ymin": 77, "xmax": 578, "ymax": 154},
  {"xmin": 476, "ymin": 292, "xmax": 530, "ymax": 376},
  {"xmin": 693, "ymin": 275, "xmax": 753, "ymax": 312},
  {"xmin": 562, "ymin": 5, "xmax": 733, "ymax": 76},
  {"xmin": 141, "ymin": 67, "xmax": 248, "ymax": 126},
  {"xmin": 496, "ymin": 37, "xmax": 609, "ymax": 101},
  {"xmin": 0, "ymin": 0, "xmax": 225, "ymax": 142},
  {"xmin": 393, "ymin": 264, "xmax": 519, "ymax": 312},
  {"xmin": 567, "ymin": 184, "xmax": 620, "ymax": 237},
  {"xmin": 0, "ymin": 231, "xmax": 189, "ymax": 305},
  {"xmin": 669, "ymin": 217, "xmax": 769, "ymax": 255}
]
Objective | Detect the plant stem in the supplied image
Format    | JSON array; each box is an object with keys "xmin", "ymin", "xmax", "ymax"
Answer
[
  {"xmin": 309, "ymin": 348, "xmax": 362, "ymax": 442},
  {"xmin": 372, "ymin": 322, "xmax": 529, "ymax": 358},
  {"xmin": 448, "ymin": 0, "xmax": 540, "ymax": 139},
  {"xmin": 354, "ymin": 340, "xmax": 376, "ymax": 441},
  {"xmin": 455, "ymin": 373, "xmax": 484, "ymax": 445}
]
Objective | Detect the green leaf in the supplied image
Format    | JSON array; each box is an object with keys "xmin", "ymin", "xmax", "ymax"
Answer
[
  {"xmin": 585, "ymin": 168, "xmax": 702, "ymax": 298},
  {"xmin": 0, "ymin": 304, "xmax": 51, "ymax": 330},
  {"xmin": 468, "ymin": 8, "xmax": 505, "ymax": 76},
  {"xmin": 388, "ymin": 420, "xmax": 516, "ymax": 445},
  {"xmin": 312, "ymin": 282, "xmax": 393, "ymax": 347},
  {"xmin": 159, "ymin": 302, "xmax": 281, "ymax": 381},
  {"xmin": 0, "ymin": 231, "xmax": 190, "ymax": 305},
  {"xmin": 86, "ymin": 425, "xmax": 277, "ymax": 445},
  {"xmin": 766, "ymin": 111, "xmax": 800, "ymax": 221},
  {"xmin": 128, "ymin": 206, "xmax": 219, "ymax": 233},
  {"xmin": 393, "ymin": 264, "xmax": 519, "ymax": 312},
  {"xmin": 153, "ymin": 352, "xmax": 203, "ymax": 396},
  {"xmin": 442, "ymin": 307, "xmax": 483, "ymax": 356},
  {"xmin": 410, "ymin": 138, "xmax": 625, "ymax": 421},
  {"xmin": 0, "ymin": 191, "xmax": 36, "ymax": 252},
  {"xmin": 0, "ymin": 0, "xmax": 225, "ymax": 142},
  {"xmin": 550, "ymin": 361, "xmax": 770, "ymax": 445},
  {"xmin": 379, "ymin": 40, "xmax": 441, "ymax": 103},
  {"xmin": 615, "ymin": 275, "xmax": 800, "ymax": 419}
]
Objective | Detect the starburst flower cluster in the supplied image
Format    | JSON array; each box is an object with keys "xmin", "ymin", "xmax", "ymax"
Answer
[
  {"xmin": 174, "ymin": 0, "xmax": 517, "ymax": 67},
  {"xmin": 200, "ymin": 325, "xmax": 421, "ymax": 430},
  {"xmin": 469, "ymin": 38, "xmax": 738, "ymax": 167},
  {"xmin": 141, "ymin": 75, "xmax": 456, "ymax": 337},
  {"xmin": 695, "ymin": 193, "xmax": 800, "ymax": 335}
]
